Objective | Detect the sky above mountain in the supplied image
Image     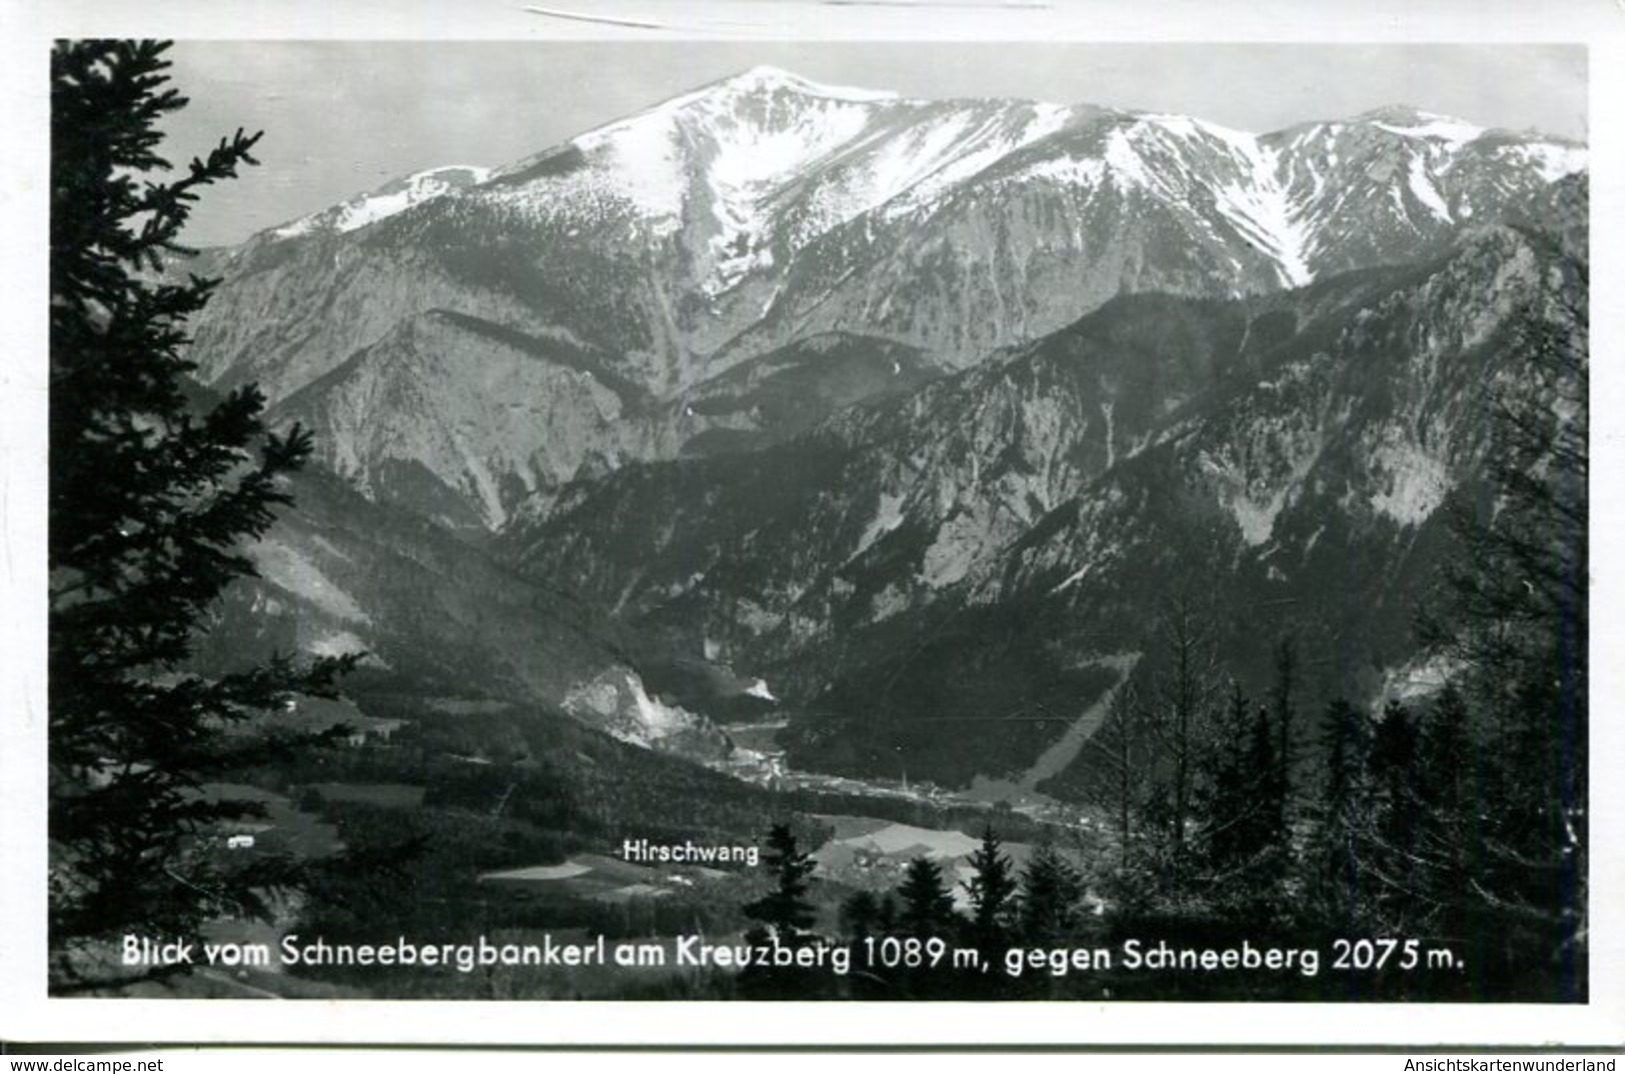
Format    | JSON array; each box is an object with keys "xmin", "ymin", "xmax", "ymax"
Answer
[{"xmin": 161, "ymin": 42, "xmax": 1585, "ymax": 247}]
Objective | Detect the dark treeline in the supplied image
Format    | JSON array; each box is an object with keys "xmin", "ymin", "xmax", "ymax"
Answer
[
  {"xmin": 731, "ymin": 631, "xmax": 1577, "ymax": 1003},
  {"xmin": 734, "ymin": 281, "xmax": 1588, "ymax": 1002}
]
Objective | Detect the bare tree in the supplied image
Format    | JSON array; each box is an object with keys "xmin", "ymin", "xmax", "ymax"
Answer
[
  {"xmin": 1147, "ymin": 591, "xmax": 1221, "ymax": 866},
  {"xmin": 1085, "ymin": 677, "xmax": 1149, "ymax": 872}
]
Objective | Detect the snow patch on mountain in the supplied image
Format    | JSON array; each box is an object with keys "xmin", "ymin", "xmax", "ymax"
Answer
[
  {"xmin": 1104, "ymin": 127, "xmax": 1160, "ymax": 192},
  {"xmin": 698, "ymin": 92, "xmax": 876, "ymax": 292},
  {"xmin": 1148, "ymin": 115, "xmax": 1312, "ymax": 286},
  {"xmin": 271, "ymin": 218, "xmax": 318, "ymax": 240},
  {"xmin": 1019, "ymin": 154, "xmax": 1107, "ymax": 189},
  {"xmin": 574, "ymin": 111, "xmax": 688, "ymax": 223},
  {"xmin": 488, "ymin": 65, "xmax": 920, "ymax": 257},
  {"xmin": 1215, "ymin": 141, "xmax": 1312, "ymax": 286},
  {"xmin": 707, "ymin": 98, "xmax": 874, "ymax": 209},
  {"xmin": 273, "ymin": 166, "xmax": 491, "ymax": 238},
  {"xmin": 727, "ymin": 64, "xmax": 900, "ymax": 104},
  {"xmin": 1372, "ymin": 114, "xmax": 1486, "ymax": 148},
  {"xmin": 1100, "ymin": 400, "xmax": 1117, "ymax": 468},
  {"xmin": 887, "ymin": 105, "xmax": 1074, "ymax": 217},
  {"xmin": 1499, "ymin": 142, "xmax": 1588, "ymax": 182},
  {"xmin": 1406, "ymin": 155, "xmax": 1453, "ymax": 223},
  {"xmin": 778, "ymin": 101, "xmax": 1076, "ymax": 246}
]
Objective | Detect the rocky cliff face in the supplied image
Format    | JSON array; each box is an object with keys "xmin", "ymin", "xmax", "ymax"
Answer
[
  {"xmin": 178, "ymin": 69, "xmax": 1583, "ymax": 531},
  {"xmin": 188, "ymin": 467, "xmax": 733, "ymax": 761},
  {"xmin": 509, "ymin": 219, "xmax": 1585, "ymax": 784},
  {"xmin": 174, "ymin": 68, "xmax": 1585, "ymax": 784}
]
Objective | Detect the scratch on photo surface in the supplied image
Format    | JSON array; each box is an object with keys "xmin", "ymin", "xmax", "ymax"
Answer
[{"xmin": 521, "ymin": 5, "xmax": 668, "ymax": 29}]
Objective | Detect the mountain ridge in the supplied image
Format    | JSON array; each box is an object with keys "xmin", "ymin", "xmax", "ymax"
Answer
[
  {"xmin": 253, "ymin": 72, "xmax": 1580, "ymax": 256},
  {"xmin": 177, "ymin": 68, "xmax": 1585, "ymax": 532},
  {"xmin": 505, "ymin": 219, "xmax": 1583, "ymax": 785}
]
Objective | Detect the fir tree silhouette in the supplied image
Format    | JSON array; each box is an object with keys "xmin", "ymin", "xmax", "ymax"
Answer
[
  {"xmin": 1018, "ymin": 841, "xmax": 1084, "ymax": 946},
  {"xmin": 742, "ymin": 823, "xmax": 817, "ymax": 945},
  {"xmin": 897, "ymin": 856, "xmax": 957, "ymax": 938},
  {"xmin": 962, "ymin": 824, "xmax": 1018, "ymax": 954},
  {"xmin": 48, "ymin": 39, "xmax": 358, "ymax": 990}
]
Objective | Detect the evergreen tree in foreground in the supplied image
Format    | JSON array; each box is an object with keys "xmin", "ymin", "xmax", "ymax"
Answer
[
  {"xmin": 838, "ymin": 889, "xmax": 882, "ymax": 943},
  {"xmin": 897, "ymin": 856, "xmax": 958, "ymax": 938},
  {"xmin": 1367, "ymin": 699, "xmax": 1422, "ymax": 926},
  {"xmin": 1439, "ymin": 288, "xmax": 1589, "ymax": 992},
  {"xmin": 738, "ymin": 824, "xmax": 821, "ymax": 998},
  {"xmin": 1199, "ymin": 684, "xmax": 1256, "ymax": 875},
  {"xmin": 742, "ymin": 824, "xmax": 817, "ymax": 945},
  {"xmin": 1307, "ymin": 699, "xmax": 1374, "ymax": 926},
  {"xmin": 1198, "ymin": 684, "xmax": 1285, "ymax": 913},
  {"xmin": 1413, "ymin": 683, "xmax": 1481, "ymax": 935},
  {"xmin": 49, "ymin": 40, "xmax": 356, "ymax": 986},
  {"xmin": 1018, "ymin": 841, "xmax": 1086, "ymax": 945},
  {"xmin": 1270, "ymin": 635, "xmax": 1299, "ymax": 805},
  {"xmin": 962, "ymin": 824, "xmax": 1019, "ymax": 953}
]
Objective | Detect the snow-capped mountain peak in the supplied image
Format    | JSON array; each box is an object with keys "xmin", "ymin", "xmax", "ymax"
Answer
[
  {"xmin": 1359, "ymin": 105, "xmax": 1487, "ymax": 147},
  {"xmin": 272, "ymin": 164, "xmax": 491, "ymax": 239},
  {"xmin": 200, "ymin": 75, "xmax": 1585, "ymax": 506},
  {"xmin": 481, "ymin": 65, "xmax": 908, "ymax": 235},
  {"xmin": 716, "ymin": 64, "xmax": 902, "ymax": 103},
  {"xmin": 1129, "ymin": 114, "xmax": 1312, "ymax": 286}
]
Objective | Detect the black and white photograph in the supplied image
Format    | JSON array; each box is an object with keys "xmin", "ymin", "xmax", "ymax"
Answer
[{"xmin": 2, "ymin": 0, "xmax": 1620, "ymax": 1051}]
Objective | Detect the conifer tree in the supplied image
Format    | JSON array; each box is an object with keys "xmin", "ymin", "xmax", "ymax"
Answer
[
  {"xmin": 1199, "ymin": 683, "xmax": 1255, "ymax": 873},
  {"xmin": 1018, "ymin": 841, "xmax": 1085, "ymax": 945},
  {"xmin": 1307, "ymin": 699, "xmax": 1373, "ymax": 924},
  {"xmin": 1413, "ymin": 684, "xmax": 1480, "ymax": 934},
  {"xmin": 1270, "ymin": 636, "xmax": 1298, "ymax": 803},
  {"xmin": 1449, "ymin": 287, "xmax": 1586, "ymax": 987},
  {"xmin": 838, "ymin": 889, "xmax": 881, "ymax": 943},
  {"xmin": 896, "ymin": 856, "xmax": 958, "ymax": 938},
  {"xmin": 1202, "ymin": 685, "xmax": 1287, "ymax": 890},
  {"xmin": 873, "ymin": 891, "xmax": 899, "ymax": 936},
  {"xmin": 1418, "ymin": 684, "xmax": 1472, "ymax": 819},
  {"xmin": 1364, "ymin": 700, "xmax": 1425, "ymax": 927},
  {"xmin": 742, "ymin": 823, "xmax": 817, "ymax": 945},
  {"xmin": 1370, "ymin": 701, "xmax": 1420, "ymax": 844},
  {"xmin": 1198, "ymin": 686, "xmax": 1284, "ymax": 912},
  {"xmin": 1422, "ymin": 276, "xmax": 1587, "ymax": 990},
  {"xmin": 1247, "ymin": 702, "xmax": 1287, "ymax": 858},
  {"xmin": 1267, "ymin": 635, "xmax": 1300, "ymax": 852},
  {"xmin": 962, "ymin": 824, "xmax": 1019, "ymax": 952},
  {"xmin": 49, "ymin": 39, "xmax": 356, "ymax": 986}
]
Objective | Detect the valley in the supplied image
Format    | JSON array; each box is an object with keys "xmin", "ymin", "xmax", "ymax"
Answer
[
  {"xmin": 172, "ymin": 61, "xmax": 1590, "ymax": 825},
  {"xmin": 123, "ymin": 60, "xmax": 1589, "ymax": 1002}
]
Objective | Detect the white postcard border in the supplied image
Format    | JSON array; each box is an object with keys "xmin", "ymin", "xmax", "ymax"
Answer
[{"xmin": 2, "ymin": 0, "xmax": 1620, "ymax": 1047}]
